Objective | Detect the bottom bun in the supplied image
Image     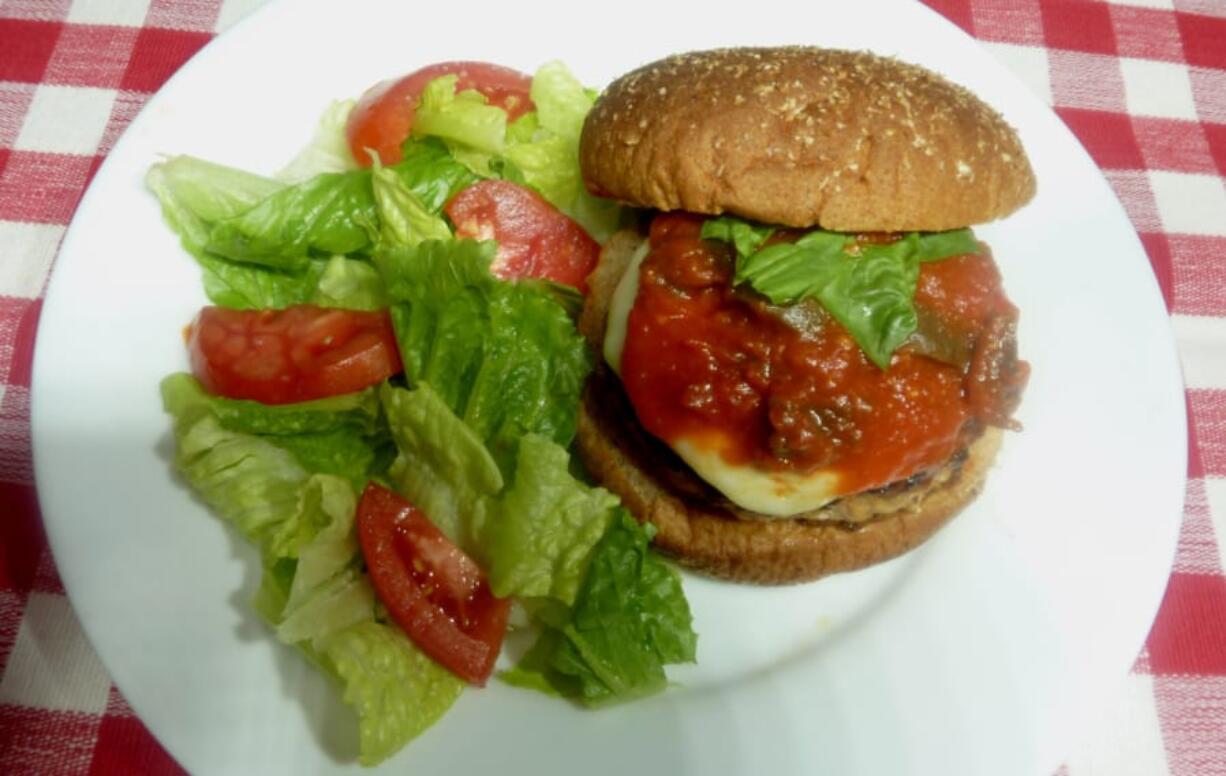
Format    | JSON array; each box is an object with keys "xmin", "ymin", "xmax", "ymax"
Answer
[{"xmin": 576, "ymin": 229, "xmax": 1003, "ymax": 584}]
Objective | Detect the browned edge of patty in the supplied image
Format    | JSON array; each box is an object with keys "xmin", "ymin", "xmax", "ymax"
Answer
[
  {"xmin": 579, "ymin": 47, "xmax": 1035, "ymax": 232},
  {"xmin": 575, "ymin": 230, "xmax": 1003, "ymax": 584}
]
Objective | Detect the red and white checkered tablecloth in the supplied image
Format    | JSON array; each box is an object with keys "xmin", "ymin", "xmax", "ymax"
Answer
[{"xmin": 1, "ymin": 0, "xmax": 1223, "ymax": 773}]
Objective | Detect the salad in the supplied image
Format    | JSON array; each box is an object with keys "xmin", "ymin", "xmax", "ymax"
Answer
[{"xmin": 149, "ymin": 60, "xmax": 697, "ymax": 765}]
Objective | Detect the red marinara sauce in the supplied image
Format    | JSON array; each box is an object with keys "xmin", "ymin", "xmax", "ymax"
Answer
[{"xmin": 618, "ymin": 213, "xmax": 1028, "ymax": 496}]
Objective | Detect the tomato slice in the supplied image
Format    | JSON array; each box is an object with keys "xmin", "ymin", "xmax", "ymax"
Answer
[
  {"xmin": 346, "ymin": 61, "xmax": 534, "ymax": 166},
  {"xmin": 445, "ymin": 180, "xmax": 600, "ymax": 292},
  {"xmin": 188, "ymin": 305, "xmax": 402, "ymax": 405},
  {"xmin": 356, "ymin": 483, "xmax": 510, "ymax": 685}
]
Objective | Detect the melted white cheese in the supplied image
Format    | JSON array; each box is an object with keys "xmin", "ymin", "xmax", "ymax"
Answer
[
  {"xmin": 673, "ymin": 437, "xmax": 841, "ymax": 516},
  {"xmin": 603, "ymin": 238, "xmax": 650, "ymax": 376},
  {"xmin": 604, "ymin": 253, "xmax": 843, "ymax": 517}
]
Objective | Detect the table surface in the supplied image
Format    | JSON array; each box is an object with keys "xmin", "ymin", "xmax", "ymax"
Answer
[{"xmin": 2, "ymin": 0, "xmax": 1224, "ymax": 773}]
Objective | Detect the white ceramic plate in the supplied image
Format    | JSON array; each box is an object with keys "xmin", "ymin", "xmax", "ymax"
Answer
[{"xmin": 32, "ymin": 0, "xmax": 1187, "ymax": 774}]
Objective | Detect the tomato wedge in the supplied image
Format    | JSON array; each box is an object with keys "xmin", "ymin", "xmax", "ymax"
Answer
[
  {"xmin": 445, "ymin": 180, "xmax": 600, "ymax": 292},
  {"xmin": 356, "ymin": 483, "xmax": 510, "ymax": 685},
  {"xmin": 188, "ymin": 305, "xmax": 402, "ymax": 405},
  {"xmin": 346, "ymin": 61, "xmax": 534, "ymax": 166}
]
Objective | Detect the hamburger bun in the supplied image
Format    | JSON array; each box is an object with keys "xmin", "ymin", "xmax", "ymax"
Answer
[{"xmin": 579, "ymin": 47, "xmax": 1035, "ymax": 232}]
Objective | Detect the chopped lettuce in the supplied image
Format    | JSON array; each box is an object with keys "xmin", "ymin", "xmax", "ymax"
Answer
[
  {"xmin": 274, "ymin": 486, "xmax": 373, "ymax": 647},
  {"xmin": 371, "ymin": 159, "xmax": 452, "ymax": 247},
  {"xmin": 320, "ymin": 621, "xmax": 465, "ymax": 766},
  {"xmin": 406, "ymin": 63, "xmax": 622, "ymax": 242},
  {"xmin": 194, "ymin": 381, "xmax": 384, "ymax": 436},
  {"xmin": 312, "ymin": 255, "xmax": 388, "ymax": 310},
  {"xmin": 277, "ymin": 99, "xmax": 360, "ymax": 184},
  {"xmin": 413, "ymin": 75, "xmax": 508, "ymax": 155},
  {"xmin": 374, "ymin": 382, "xmax": 698, "ymax": 706},
  {"xmin": 205, "ymin": 170, "xmax": 376, "ymax": 268},
  {"xmin": 164, "ymin": 390, "xmax": 311, "ymax": 545},
  {"xmin": 375, "ymin": 238, "xmax": 591, "ymax": 474},
  {"xmin": 735, "ymin": 231, "xmax": 919, "ymax": 369},
  {"xmin": 502, "ymin": 62, "xmax": 622, "ymax": 242},
  {"xmin": 155, "ymin": 61, "xmax": 700, "ymax": 765},
  {"xmin": 484, "ymin": 434, "xmax": 617, "ymax": 604},
  {"xmin": 188, "ymin": 252, "xmax": 377, "ymax": 313},
  {"xmin": 380, "ymin": 382, "xmax": 503, "ymax": 553},
  {"xmin": 148, "ymin": 140, "xmax": 475, "ymax": 309},
  {"xmin": 147, "ymin": 156, "xmax": 285, "ymax": 250},
  {"xmin": 196, "ymin": 254, "xmax": 327, "ymax": 310},
  {"xmin": 392, "ymin": 138, "xmax": 480, "ymax": 213},
  {"xmin": 162, "ymin": 373, "xmax": 461, "ymax": 765},
  {"xmin": 506, "ymin": 511, "xmax": 696, "ymax": 705},
  {"xmin": 530, "ymin": 61, "xmax": 592, "ymax": 141},
  {"xmin": 378, "ymin": 384, "xmax": 613, "ymax": 607},
  {"xmin": 162, "ymin": 374, "xmax": 393, "ymax": 491}
]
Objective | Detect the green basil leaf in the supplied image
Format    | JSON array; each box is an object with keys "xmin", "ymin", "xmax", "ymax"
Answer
[
  {"xmin": 735, "ymin": 232, "xmax": 921, "ymax": 368},
  {"xmin": 733, "ymin": 230, "xmax": 847, "ymax": 301},
  {"xmin": 833, "ymin": 237, "xmax": 922, "ymax": 369},
  {"xmin": 915, "ymin": 228, "xmax": 982, "ymax": 262},
  {"xmin": 701, "ymin": 215, "xmax": 776, "ymax": 258}
]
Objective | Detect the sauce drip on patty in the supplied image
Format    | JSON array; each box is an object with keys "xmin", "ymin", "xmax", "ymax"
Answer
[{"xmin": 618, "ymin": 213, "xmax": 1028, "ymax": 496}]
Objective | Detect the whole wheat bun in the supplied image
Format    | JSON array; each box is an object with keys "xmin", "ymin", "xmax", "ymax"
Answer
[
  {"xmin": 576, "ymin": 231, "xmax": 1002, "ymax": 584},
  {"xmin": 580, "ymin": 47, "xmax": 1035, "ymax": 231}
]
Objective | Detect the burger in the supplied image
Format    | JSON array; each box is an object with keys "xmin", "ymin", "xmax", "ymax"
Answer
[{"xmin": 574, "ymin": 47, "xmax": 1034, "ymax": 583}]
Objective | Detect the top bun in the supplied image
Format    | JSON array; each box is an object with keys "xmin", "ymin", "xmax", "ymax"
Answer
[{"xmin": 579, "ymin": 47, "xmax": 1036, "ymax": 231}]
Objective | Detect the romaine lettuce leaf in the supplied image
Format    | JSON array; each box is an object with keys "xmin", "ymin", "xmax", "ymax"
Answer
[
  {"xmin": 378, "ymin": 384, "xmax": 620, "ymax": 612},
  {"xmin": 311, "ymin": 255, "xmax": 388, "ymax": 311},
  {"xmin": 147, "ymin": 156, "xmax": 285, "ymax": 250},
  {"xmin": 375, "ymin": 239, "xmax": 591, "ymax": 474},
  {"xmin": 276, "ymin": 568, "xmax": 374, "ymax": 647},
  {"xmin": 393, "ymin": 137, "xmax": 480, "ymax": 212},
  {"xmin": 164, "ymin": 373, "xmax": 456, "ymax": 766},
  {"xmin": 150, "ymin": 140, "xmax": 475, "ymax": 301},
  {"xmin": 530, "ymin": 60, "xmax": 592, "ymax": 140},
  {"xmin": 266, "ymin": 475, "xmax": 373, "ymax": 648},
  {"xmin": 264, "ymin": 471, "xmax": 356, "ymax": 561},
  {"xmin": 196, "ymin": 253, "xmax": 327, "ymax": 310},
  {"xmin": 413, "ymin": 75, "xmax": 508, "ymax": 155},
  {"xmin": 380, "ymin": 382, "xmax": 503, "ymax": 552},
  {"xmin": 198, "ymin": 382, "xmax": 384, "ymax": 436},
  {"xmin": 168, "ymin": 412, "xmax": 310, "ymax": 545},
  {"xmin": 164, "ymin": 374, "xmax": 393, "ymax": 491},
  {"xmin": 320, "ymin": 620, "xmax": 465, "ymax": 767},
  {"xmin": 371, "ymin": 159, "xmax": 451, "ymax": 247},
  {"xmin": 501, "ymin": 62, "xmax": 622, "ymax": 242},
  {"xmin": 192, "ymin": 253, "xmax": 374, "ymax": 313},
  {"xmin": 277, "ymin": 99, "xmax": 360, "ymax": 184},
  {"xmin": 484, "ymin": 434, "xmax": 617, "ymax": 604},
  {"xmin": 206, "ymin": 170, "xmax": 376, "ymax": 268},
  {"xmin": 506, "ymin": 511, "xmax": 697, "ymax": 705},
  {"xmin": 272, "ymin": 428, "xmax": 394, "ymax": 494},
  {"xmin": 148, "ymin": 158, "xmax": 337, "ymax": 309}
]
